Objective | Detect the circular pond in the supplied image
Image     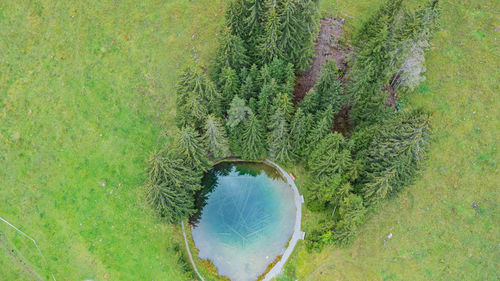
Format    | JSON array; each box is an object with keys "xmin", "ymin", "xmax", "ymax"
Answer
[{"xmin": 191, "ymin": 162, "xmax": 296, "ymax": 281}]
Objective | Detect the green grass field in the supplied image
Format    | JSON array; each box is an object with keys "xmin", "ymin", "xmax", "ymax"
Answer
[{"xmin": 1, "ymin": 0, "xmax": 498, "ymax": 280}]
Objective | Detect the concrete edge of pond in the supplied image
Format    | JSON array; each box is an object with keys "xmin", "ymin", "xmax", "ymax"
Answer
[
  {"xmin": 262, "ymin": 159, "xmax": 305, "ymax": 281},
  {"xmin": 182, "ymin": 159, "xmax": 304, "ymax": 281}
]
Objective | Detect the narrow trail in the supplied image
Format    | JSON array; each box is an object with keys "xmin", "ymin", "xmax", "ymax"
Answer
[
  {"xmin": 293, "ymin": 17, "xmax": 350, "ymax": 103},
  {"xmin": 181, "ymin": 220, "xmax": 205, "ymax": 281}
]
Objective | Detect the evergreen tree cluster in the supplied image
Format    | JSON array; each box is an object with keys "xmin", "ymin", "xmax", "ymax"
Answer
[
  {"xmin": 347, "ymin": 0, "xmax": 440, "ymax": 125},
  {"xmin": 146, "ymin": 0, "xmax": 438, "ymax": 251}
]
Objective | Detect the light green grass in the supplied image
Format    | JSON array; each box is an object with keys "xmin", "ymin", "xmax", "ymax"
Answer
[
  {"xmin": 0, "ymin": 0, "xmax": 225, "ymax": 279},
  {"xmin": 1, "ymin": 0, "xmax": 498, "ymax": 280}
]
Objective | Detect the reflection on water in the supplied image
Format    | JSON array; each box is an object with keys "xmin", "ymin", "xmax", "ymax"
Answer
[{"xmin": 191, "ymin": 162, "xmax": 296, "ymax": 281}]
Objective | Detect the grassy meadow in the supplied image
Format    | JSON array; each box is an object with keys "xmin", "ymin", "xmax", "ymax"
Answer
[{"xmin": 1, "ymin": 0, "xmax": 498, "ymax": 280}]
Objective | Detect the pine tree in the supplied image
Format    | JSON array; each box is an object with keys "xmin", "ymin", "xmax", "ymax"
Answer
[
  {"xmin": 306, "ymin": 105, "xmax": 335, "ymax": 153},
  {"xmin": 227, "ymin": 95, "xmax": 253, "ymax": 128},
  {"xmin": 145, "ymin": 149, "xmax": 203, "ymax": 223},
  {"xmin": 268, "ymin": 109, "xmax": 294, "ymax": 163},
  {"xmin": 219, "ymin": 67, "xmax": 240, "ymax": 112},
  {"xmin": 257, "ymin": 78, "xmax": 280, "ymax": 122},
  {"xmin": 226, "ymin": 0, "xmax": 248, "ymax": 39},
  {"xmin": 176, "ymin": 66, "xmax": 221, "ymax": 129},
  {"xmin": 227, "ymin": 95, "xmax": 253, "ymax": 155},
  {"xmin": 314, "ymin": 60, "xmax": 343, "ymax": 112},
  {"xmin": 272, "ymin": 92, "xmax": 294, "ymax": 122},
  {"xmin": 203, "ymin": 115, "xmax": 230, "ymax": 159},
  {"xmin": 259, "ymin": 6, "xmax": 282, "ymax": 64},
  {"xmin": 242, "ymin": 113, "xmax": 266, "ymax": 160},
  {"xmin": 333, "ymin": 194, "xmax": 366, "ymax": 246},
  {"xmin": 245, "ymin": 0, "xmax": 268, "ymax": 61},
  {"xmin": 175, "ymin": 126, "xmax": 210, "ymax": 172},
  {"xmin": 290, "ymin": 108, "xmax": 314, "ymax": 159},
  {"xmin": 362, "ymin": 110, "xmax": 431, "ymax": 204},
  {"xmin": 240, "ymin": 64, "xmax": 260, "ymax": 101},
  {"xmin": 211, "ymin": 27, "xmax": 248, "ymax": 82}
]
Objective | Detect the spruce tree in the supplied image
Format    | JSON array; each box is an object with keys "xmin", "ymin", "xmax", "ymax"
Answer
[
  {"xmin": 175, "ymin": 126, "xmax": 210, "ymax": 172},
  {"xmin": 211, "ymin": 27, "xmax": 248, "ymax": 82},
  {"xmin": 227, "ymin": 95, "xmax": 253, "ymax": 154},
  {"xmin": 145, "ymin": 149, "xmax": 202, "ymax": 223},
  {"xmin": 176, "ymin": 66, "xmax": 221, "ymax": 129},
  {"xmin": 278, "ymin": 0, "xmax": 318, "ymax": 72},
  {"xmin": 333, "ymin": 194, "xmax": 366, "ymax": 246},
  {"xmin": 268, "ymin": 109, "xmax": 294, "ymax": 163},
  {"xmin": 227, "ymin": 95, "xmax": 253, "ymax": 128},
  {"xmin": 290, "ymin": 108, "xmax": 314, "ymax": 159},
  {"xmin": 242, "ymin": 113, "xmax": 266, "ymax": 160},
  {"xmin": 257, "ymin": 78, "xmax": 280, "ymax": 122},
  {"xmin": 240, "ymin": 64, "xmax": 260, "ymax": 101},
  {"xmin": 362, "ymin": 110, "xmax": 431, "ymax": 204},
  {"xmin": 245, "ymin": 0, "xmax": 268, "ymax": 61},
  {"xmin": 259, "ymin": 6, "xmax": 282, "ymax": 64},
  {"xmin": 307, "ymin": 105, "xmax": 335, "ymax": 153},
  {"xmin": 203, "ymin": 115, "xmax": 230, "ymax": 159},
  {"xmin": 219, "ymin": 67, "xmax": 240, "ymax": 112}
]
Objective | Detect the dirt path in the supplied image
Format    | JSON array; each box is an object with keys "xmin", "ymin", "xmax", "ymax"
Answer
[
  {"xmin": 181, "ymin": 220, "xmax": 205, "ymax": 281},
  {"xmin": 293, "ymin": 17, "xmax": 350, "ymax": 103}
]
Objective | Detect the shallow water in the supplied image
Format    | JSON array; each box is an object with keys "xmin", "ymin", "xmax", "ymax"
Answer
[{"xmin": 191, "ymin": 162, "xmax": 296, "ymax": 281}]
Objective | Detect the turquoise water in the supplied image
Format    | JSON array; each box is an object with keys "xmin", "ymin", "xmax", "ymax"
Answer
[{"xmin": 191, "ymin": 162, "xmax": 296, "ymax": 281}]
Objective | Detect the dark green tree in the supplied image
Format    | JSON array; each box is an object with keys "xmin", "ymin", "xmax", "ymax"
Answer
[
  {"xmin": 145, "ymin": 149, "xmax": 202, "ymax": 223},
  {"xmin": 227, "ymin": 95, "xmax": 253, "ymax": 154},
  {"xmin": 333, "ymin": 194, "xmax": 366, "ymax": 246},
  {"xmin": 176, "ymin": 66, "xmax": 221, "ymax": 129},
  {"xmin": 306, "ymin": 105, "xmax": 335, "ymax": 153},
  {"xmin": 211, "ymin": 27, "xmax": 248, "ymax": 82},
  {"xmin": 268, "ymin": 110, "xmax": 294, "ymax": 163},
  {"xmin": 289, "ymin": 108, "xmax": 314, "ymax": 159},
  {"xmin": 175, "ymin": 126, "xmax": 210, "ymax": 172},
  {"xmin": 362, "ymin": 110, "xmax": 431, "ymax": 204},
  {"xmin": 241, "ymin": 113, "xmax": 267, "ymax": 160},
  {"xmin": 240, "ymin": 64, "xmax": 260, "ymax": 101},
  {"xmin": 259, "ymin": 6, "xmax": 282, "ymax": 63},
  {"xmin": 278, "ymin": 0, "xmax": 318, "ymax": 72},
  {"xmin": 257, "ymin": 78, "xmax": 280, "ymax": 122},
  {"xmin": 203, "ymin": 115, "xmax": 230, "ymax": 159},
  {"xmin": 219, "ymin": 67, "xmax": 240, "ymax": 112}
]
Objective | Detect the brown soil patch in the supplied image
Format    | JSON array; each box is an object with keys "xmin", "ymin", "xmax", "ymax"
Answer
[{"xmin": 293, "ymin": 17, "xmax": 350, "ymax": 104}]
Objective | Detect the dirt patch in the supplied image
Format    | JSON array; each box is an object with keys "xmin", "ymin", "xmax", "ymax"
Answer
[
  {"xmin": 382, "ymin": 84, "xmax": 398, "ymax": 113},
  {"xmin": 293, "ymin": 17, "xmax": 351, "ymax": 104}
]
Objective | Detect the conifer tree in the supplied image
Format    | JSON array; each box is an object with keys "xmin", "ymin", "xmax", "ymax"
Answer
[
  {"xmin": 245, "ymin": 0, "xmax": 268, "ymax": 61},
  {"xmin": 290, "ymin": 108, "xmax": 314, "ymax": 159},
  {"xmin": 362, "ymin": 110, "xmax": 431, "ymax": 204},
  {"xmin": 268, "ymin": 109, "xmax": 294, "ymax": 163},
  {"xmin": 175, "ymin": 126, "xmax": 210, "ymax": 172},
  {"xmin": 257, "ymin": 78, "xmax": 280, "ymax": 122},
  {"xmin": 259, "ymin": 6, "xmax": 282, "ymax": 64},
  {"xmin": 307, "ymin": 105, "xmax": 335, "ymax": 153},
  {"xmin": 227, "ymin": 95, "xmax": 253, "ymax": 154},
  {"xmin": 278, "ymin": 0, "xmax": 318, "ymax": 72},
  {"xmin": 272, "ymin": 92, "xmax": 294, "ymax": 122},
  {"xmin": 226, "ymin": 0, "xmax": 248, "ymax": 38},
  {"xmin": 203, "ymin": 115, "xmax": 230, "ymax": 159},
  {"xmin": 219, "ymin": 67, "xmax": 240, "ymax": 112},
  {"xmin": 176, "ymin": 66, "xmax": 221, "ymax": 129},
  {"xmin": 227, "ymin": 95, "xmax": 253, "ymax": 128},
  {"xmin": 240, "ymin": 64, "xmax": 260, "ymax": 101},
  {"xmin": 145, "ymin": 149, "xmax": 203, "ymax": 223},
  {"xmin": 211, "ymin": 28, "xmax": 248, "ymax": 82},
  {"xmin": 241, "ymin": 113, "xmax": 266, "ymax": 160},
  {"xmin": 333, "ymin": 194, "xmax": 366, "ymax": 246}
]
